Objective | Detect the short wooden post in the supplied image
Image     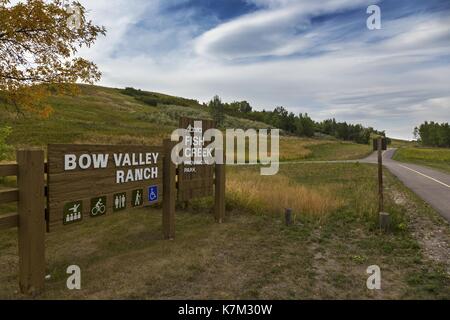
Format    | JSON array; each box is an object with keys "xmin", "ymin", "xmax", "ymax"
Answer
[
  {"xmin": 379, "ymin": 212, "xmax": 391, "ymax": 232},
  {"xmin": 17, "ymin": 149, "xmax": 46, "ymax": 295},
  {"xmin": 285, "ymin": 208, "xmax": 293, "ymax": 226},
  {"xmin": 377, "ymin": 138, "xmax": 384, "ymax": 213},
  {"xmin": 376, "ymin": 138, "xmax": 390, "ymax": 232},
  {"xmin": 163, "ymin": 139, "xmax": 176, "ymax": 239},
  {"xmin": 214, "ymin": 162, "xmax": 225, "ymax": 223}
]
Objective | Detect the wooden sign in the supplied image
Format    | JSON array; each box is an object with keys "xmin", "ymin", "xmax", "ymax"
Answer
[
  {"xmin": 373, "ymin": 138, "xmax": 387, "ymax": 151},
  {"xmin": 177, "ymin": 117, "xmax": 216, "ymax": 201},
  {"xmin": 47, "ymin": 144, "xmax": 163, "ymax": 228}
]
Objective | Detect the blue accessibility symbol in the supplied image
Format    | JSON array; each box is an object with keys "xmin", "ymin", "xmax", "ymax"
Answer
[{"xmin": 148, "ymin": 185, "xmax": 158, "ymax": 202}]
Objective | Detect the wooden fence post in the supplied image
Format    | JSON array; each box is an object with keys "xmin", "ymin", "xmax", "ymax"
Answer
[
  {"xmin": 377, "ymin": 137, "xmax": 384, "ymax": 213},
  {"xmin": 214, "ymin": 162, "xmax": 225, "ymax": 223},
  {"xmin": 17, "ymin": 149, "xmax": 46, "ymax": 295},
  {"xmin": 163, "ymin": 139, "xmax": 176, "ymax": 239},
  {"xmin": 377, "ymin": 138, "xmax": 390, "ymax": 232}
]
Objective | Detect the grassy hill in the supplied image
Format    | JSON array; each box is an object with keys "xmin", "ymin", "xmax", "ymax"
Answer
[
  {"xmin": 0, "ymin": 85, "xmax": 372, "ymax": 161},
  {"xmin": 0, "ymin": 85, "xmax": 449, "ymax": 299}
]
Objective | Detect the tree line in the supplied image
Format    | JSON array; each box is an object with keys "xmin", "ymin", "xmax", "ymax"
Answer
[
  {"xmin": 207, "ymin": 95, "xmax": 386, "ymax": 145},
  {"xmin": 414, "ymin": 122, "xmax": 450, "ymax": 148}
]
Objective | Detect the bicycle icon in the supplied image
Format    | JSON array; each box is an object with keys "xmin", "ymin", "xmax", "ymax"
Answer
[{"xmin": 91, "ymin": 197, "xmax": 106, "ymax": 216}]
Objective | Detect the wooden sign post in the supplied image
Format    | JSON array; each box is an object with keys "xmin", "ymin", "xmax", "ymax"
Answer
[
  {"xmin": 0, "ymin": 119, "xmax": 227, "ymax": 294},
  {"xmin": 17, "ymin": 150, "xmax": 46, "ymax": 295},
  {"xmin": 374, "ymin": 137, "xmax": 390, "ymax": 232},
  {"xmin": 163, "ymin": 139, "xmax": 176, "ymax": 239},
  {"xmin": 377, "ymin": 137, "xmax": 384, "ymax": 213},
  {"xmin": 177, "ymin": 117, "xmax": 226, "ymax": 223},
  {"xmin": 214, "ymin": 161, "xmax": 225, "ymax": 223},
  {"xmin": 47, "ymin": 144, "xmax": 163, "ymax": 229}
]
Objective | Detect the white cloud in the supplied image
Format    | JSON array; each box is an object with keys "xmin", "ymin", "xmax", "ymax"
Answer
[
  {"xmin": 194, "ymin": 0, "xmax": 375, "ymax": 60},
  {"xmin": 72, "ymin": 0, "xmax": 450, "ymax": 140}
]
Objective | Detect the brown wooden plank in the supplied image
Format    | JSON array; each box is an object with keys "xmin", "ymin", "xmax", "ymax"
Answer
[
  {"xmin": 0, "ymin": 188, "xmax": 19, "ymax": 204},
  {"xmin": 48, "ymin": 182, "xmax": 163, "ymax": 226},
  {"xmin": 47, "ymin": 144, "xmax": 164, "ymax": 228},
  {"xmin": 48, "ymin": 144, "xmax": 163, "ymax": 172},
  {"xmin": 0, "ymin": 164, "xmax": 18, "ymax": 177},
  {"xmin": 163, "ymin": 140, "xmax": 176, "ymax": 239},
  {"xmin": 178, "ymin": 178, "xmax": 214, "ymax": 190},
  {"xmin": 0, "ymin": 212, "xmax": 19, "ymax": 230},
  {"xmin": 214, "ymin": 163, "xmax": 225, "ymax": 223},
  {"xmin": 17, "ymin": 150, "xmax": 46, "ymax": 295},
  {"xmin": 177, "ymin": 117, "xmax": 216, "ymax": 201}
]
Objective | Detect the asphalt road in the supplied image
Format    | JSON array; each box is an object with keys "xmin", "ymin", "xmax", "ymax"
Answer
[{"xmin": 361, "ymin": 149, "xmax": 450, "ymax": 223}]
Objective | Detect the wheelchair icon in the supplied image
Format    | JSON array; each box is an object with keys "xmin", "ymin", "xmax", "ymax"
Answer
[{"xmin": 148, "ymin": 186, "xmax": 158, "ymax": 202}]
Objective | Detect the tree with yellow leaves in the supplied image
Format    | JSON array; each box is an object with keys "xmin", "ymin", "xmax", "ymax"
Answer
[{"xmin": 0, "ymin": 0, "xmax": 106, "ymax": 117}]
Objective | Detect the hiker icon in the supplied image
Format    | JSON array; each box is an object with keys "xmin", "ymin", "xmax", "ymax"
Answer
[
  {"xmin": 135, "ymin": 190, "xmax": 141, "ymax": 206},
  {"xmin": 91, "ymin": 198, "xmax": 106, "ymax": 216}
]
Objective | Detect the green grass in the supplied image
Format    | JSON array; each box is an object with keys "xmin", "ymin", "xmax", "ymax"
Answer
[
  {"xmin": 0, "ymin": 85, "xmax": 270, "ymax": 160},
  {"xmin": 305, "ymin": 142, "xmax": 372, "ymax": 161},
  {"xmin": 1, "ymin": 163, "xmax": 448, "ymax": 299},
  {"xmin": 390, "ymin": 139, "xmax": 416, "ymax": 148},
  {"xmin": 1, "ymin": 85, "xmax": 448, "ymax": 299},
  {"xmin": 393, "ymin": 147, "xmax": 450, "ymax": 174},
  {"xmin": 1, "ymin": 85, "xmax": 372, "ymax": 163}
]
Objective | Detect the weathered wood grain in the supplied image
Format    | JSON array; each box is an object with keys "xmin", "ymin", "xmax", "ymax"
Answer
[
  {"xmin": 0, "ymin": 163, "xmax": 18, "ymax": 177},
  {"xmin": 17, "ymin": 150, "xmax": 46, "ymax": 295},
  {"xmin": 0, "ymin": 188, "xmax": 19, "ymax": 204},
  {"xmin": 0, "ymin": 212, "xmax": 19, "ymax": 230},
  {"xmin": 47, "ymin": 144, "xmax": 164, "ymax": 227},
  {"xmin": 177, "ymin": 117, "xmax": 215, "ymax": 201}
]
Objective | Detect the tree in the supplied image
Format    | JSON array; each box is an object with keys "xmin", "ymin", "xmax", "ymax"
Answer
[
  {"xmin": 296, "ymin": 113, "xmax": 315, "ymax": 137},
  {"xmin": 239, "ymin": 101, "xmax": 252, "ymax": 113},
  {"xmin": 0, "ymin": 0, "xmax": 106, "ymax": 116},
  {"xmin": 415, "ymin": 121, "xmax": 450, "ymax": 147},
  {"xmin": 0, "ymin": 125, "xmax": 12, "ymax": 161},
  {"xmin": 208, "ymin": 95, "xmax": 225, "ymax": 127}
]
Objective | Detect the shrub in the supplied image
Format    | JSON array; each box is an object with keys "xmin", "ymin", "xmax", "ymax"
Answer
[
  {"xmin": 0, "ymin": 126, "xmax": 12, "ymax": 161},
  {"xmin": 137, "ymin": 96, "xmax": 158, "ymax": 107}
]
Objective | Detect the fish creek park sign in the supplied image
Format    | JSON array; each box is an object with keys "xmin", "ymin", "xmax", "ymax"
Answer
[
  {"xmin": 47, "ymin": 144, "xmax": 163, "ymax": 229},
  {"xmin": 177, "ymin": 117, "xmax": 216, "ymax": 202}
]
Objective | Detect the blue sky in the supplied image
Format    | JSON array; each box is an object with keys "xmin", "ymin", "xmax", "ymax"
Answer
[{"xmin": 78, "ymin": 0, "xmax": 450, "ymax": 140}]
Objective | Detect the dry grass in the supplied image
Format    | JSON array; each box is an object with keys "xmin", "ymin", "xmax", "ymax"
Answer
[
  {"xmin": 0, "ymin": 164, "xmax": 449, "ymax": 299},
  {"xmin": 226, "ymin": 168, "xmax": 343, "ymax": 223},
  {"xmin": 277, "ymin": 136, "xmax": 372, "ymax": 161},
  {"xmin": 278, "ymin": 137, "xmax": 329, "ymax": 161}
]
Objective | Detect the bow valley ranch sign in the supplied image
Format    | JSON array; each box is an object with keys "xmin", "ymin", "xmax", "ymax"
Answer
[
  {"xmin": 1, "ymin": 119, "xmax": 225, "ymax": 295},
  {"xmin": 64, "ymin": 152, "xmax": 160, "ymax": 183},
  {"xmin": 47, "ymin": 144, "xmax": 163, "ymax": 229}
]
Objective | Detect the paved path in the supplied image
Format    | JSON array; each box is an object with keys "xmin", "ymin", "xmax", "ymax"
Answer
[{"xmin": 360, "ymin": 149, "xmax": 450, "ymax": 222}]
